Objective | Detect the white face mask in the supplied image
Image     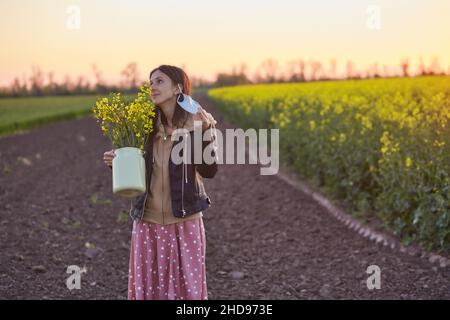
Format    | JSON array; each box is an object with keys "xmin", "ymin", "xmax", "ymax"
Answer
[{"xmin": 176, "ymin": 83, "xmax": 199, "ymax": 114}]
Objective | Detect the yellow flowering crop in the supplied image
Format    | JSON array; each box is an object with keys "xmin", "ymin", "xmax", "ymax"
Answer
[
  {"xmin": 208, "ymin": 76, "xmax": 450, "ymax": 250},
  {"xmin": 92, "ymin": 83, "xmax": 156, "ymax": 150}
]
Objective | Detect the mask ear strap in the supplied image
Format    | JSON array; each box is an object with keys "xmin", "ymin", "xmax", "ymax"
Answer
[
  {"xmin": 177, "ymin": 83, "xmax": 184, "ymax": 102},
  {"xmin": 177, "ymin": 83, "xmax": 183, "ymax": 95}
]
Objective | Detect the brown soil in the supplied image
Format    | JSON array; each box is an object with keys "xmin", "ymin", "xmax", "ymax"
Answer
[{"xmin": 0, "ymin": 94, "xmax": 448, "ymax": 299}]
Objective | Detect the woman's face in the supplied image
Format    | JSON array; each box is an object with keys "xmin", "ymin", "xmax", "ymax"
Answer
[{"xmin": 149, "ymin": 69, "xmax": 179, "ymax": 106}]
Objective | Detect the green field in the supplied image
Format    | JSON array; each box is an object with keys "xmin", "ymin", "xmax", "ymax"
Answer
[{"xmin": 0, "ymin": 95, "xmax": 103, "ymax": 136}]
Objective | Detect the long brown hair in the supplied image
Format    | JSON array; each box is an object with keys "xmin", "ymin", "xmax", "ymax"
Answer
[{"xmin": 149, "ymin": 65, "xmax": 192, "ymax": 129}]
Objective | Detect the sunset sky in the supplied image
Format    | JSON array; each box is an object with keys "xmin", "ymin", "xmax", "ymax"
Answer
[{"xmin": 1, "ymin": 0, "xmax": 449, "ymax": 86}]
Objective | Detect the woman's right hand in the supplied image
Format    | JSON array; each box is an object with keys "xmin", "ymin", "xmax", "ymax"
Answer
[{"xmin": 103, "ymin": 149, "xmax": 116, "ymax": 168}]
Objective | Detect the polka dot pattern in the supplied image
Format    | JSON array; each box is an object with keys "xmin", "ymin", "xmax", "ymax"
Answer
[{"xmin": 127, "ymin": 217, "xmax": 208, "ymax": 300}]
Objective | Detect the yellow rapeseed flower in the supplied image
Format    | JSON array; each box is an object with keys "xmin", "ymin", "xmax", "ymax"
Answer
[
  {"xmin": 405, "ymin": 157, "xmax": 413, "ymax": 168},
  {"xmin": 92, "ymin": 83, "xmax": 156, "ymax": 149}
]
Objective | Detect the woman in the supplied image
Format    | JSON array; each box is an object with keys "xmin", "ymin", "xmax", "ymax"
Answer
[{"xmin": 103, "ymin": 65, "xmax": 218, "ymax": 300}]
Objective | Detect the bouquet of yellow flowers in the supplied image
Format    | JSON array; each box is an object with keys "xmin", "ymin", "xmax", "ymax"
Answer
[
  {"xmin": 92, "ymin": 83, "xmax": 156, "ymax": 198},
  {"xmin": 92, "ymin": 83, "xmax": 156, "ymax": 150}
]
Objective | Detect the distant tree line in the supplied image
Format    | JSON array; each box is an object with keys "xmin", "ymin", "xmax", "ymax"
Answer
[{"xmin": 1, "ymin": 57, "xmax": 448, "ymax": 97}]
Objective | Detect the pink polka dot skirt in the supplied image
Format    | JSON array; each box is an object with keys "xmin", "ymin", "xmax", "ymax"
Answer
[{"xmin": 128, "ymin": 217, "xmax": 208, "ymax": 300}]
